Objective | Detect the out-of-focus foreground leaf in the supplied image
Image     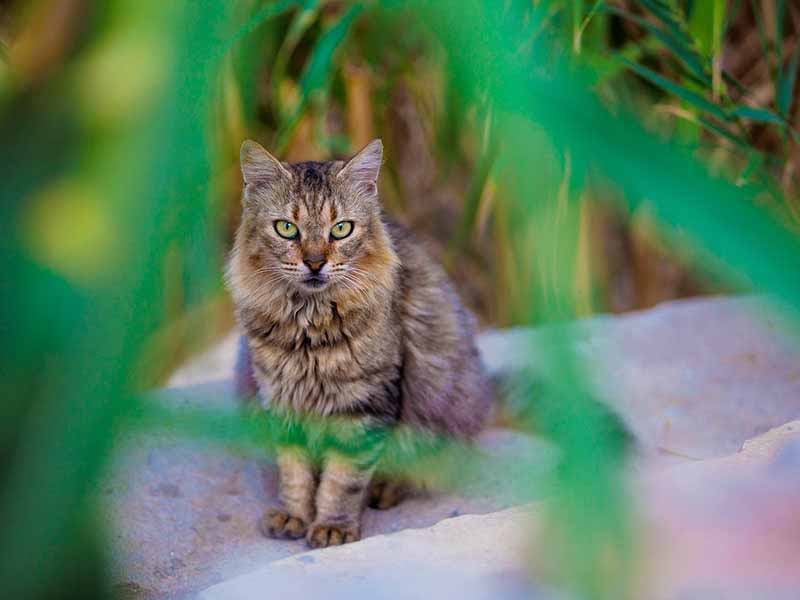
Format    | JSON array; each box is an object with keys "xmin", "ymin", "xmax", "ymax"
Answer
[
  {"xmin": 0, "ymin": 1, "xmax": 233, "ymax": 598},
  {"xmin": 388, "ymin": 0, "xmax": 800, "ymax": 596}
]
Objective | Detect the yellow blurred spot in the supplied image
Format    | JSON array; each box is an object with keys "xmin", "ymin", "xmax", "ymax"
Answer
[
  {"xmin": 79, "ymin": 30, "xmax": 171, "ymax": 126},
  {"xmin": 22, "ymin": 179, "xmax": 118, "ymax": 285}
]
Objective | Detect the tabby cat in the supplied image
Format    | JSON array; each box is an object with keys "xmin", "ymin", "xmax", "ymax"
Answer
[{"xmin": 226, "ymin": 139, "xmax": 494, "ymax": 548}]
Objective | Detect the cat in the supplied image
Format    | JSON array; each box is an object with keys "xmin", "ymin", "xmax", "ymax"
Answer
[{"xmin": 226, "ymin": 138, "xmax": 494, "ymax": 548}]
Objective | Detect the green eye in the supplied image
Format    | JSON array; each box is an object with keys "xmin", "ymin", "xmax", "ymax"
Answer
[
  {"xmin": 330, "ymin": 221, "xmax": 354, "ymax": 240},
  {"xmin": 275, "ymin": 220, "xmax": 299, "ymax": 239}
]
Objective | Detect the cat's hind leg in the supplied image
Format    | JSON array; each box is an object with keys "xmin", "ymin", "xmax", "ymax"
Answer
[{"xmin": 367, "ymin": 477, "xmax": 412, "ymax": 510}]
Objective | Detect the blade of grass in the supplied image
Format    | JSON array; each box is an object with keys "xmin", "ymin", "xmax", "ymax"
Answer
[
  {"xmin": 602, "ymin": 4, "xmax": 711, "ymax": 85},
  {"xmin": 687, "ymin": 0, "xmax": 727, "ymax": 102},
  {"xmin": 450, "ymin": 107, "xmax": 498, "ymax": 251},
  {"xmin": 225, "ymin": 0, "xmax": 297, "ymax": 52},
  {"xmin": 639, "ymin": 0, "xmax": 695, "ymax": 47},
  {"xmin": 731, "ymin": 105, "xmax": 787, "ymax": 126},
  {"xmin": 776, "ymin": 0, "xmax": 787, "ymax": 72},
  {"xmin": 619, "ymin": 56, "xmax": 728, "ymax": 121},
  {"xmin": 696, "ymin": 115, "xmax": 752, "ymax": 151},
  {"xmin": 573, "ymin": 0, "xmax": 603, "ymax": 54},
  {"xmin": 275, "ymin": 3, "xmax": 363, "ymax": 154},
  {"xmin": 779, "ymin": 41, "xmax": 800, "ymax": 118},
  {"xmin": 571, "ymin": 0, "xmax": 585, "ymax": 51},
  {"xmin": 689, "ymin": 0, "xmax": 716, "ymax": 55},
  {"xmin": 711, "ymin": 0, "xmax": 727, "ymax": 100},
  {"xmin": 270, "ymin": 0, "xmax": 321, "ymax": 122}
]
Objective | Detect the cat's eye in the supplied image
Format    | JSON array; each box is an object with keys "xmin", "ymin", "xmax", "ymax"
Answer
[
  {"xmin": 274, "ymin": 220, "xmax": 299, "ymax": 239},
  {"xmin": 330, "ymin": 221, "xmax": 354, "ymax": 240}
]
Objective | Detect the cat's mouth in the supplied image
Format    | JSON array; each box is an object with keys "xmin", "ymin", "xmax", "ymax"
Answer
[{"xmin": 300, "ymin": 274, "xmax": 330, "ymax": 292}]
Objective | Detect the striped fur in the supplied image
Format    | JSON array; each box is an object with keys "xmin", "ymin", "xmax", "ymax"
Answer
[{"xmin": 227, "ymin": 139, "xmax": 494, "ymax": 547}]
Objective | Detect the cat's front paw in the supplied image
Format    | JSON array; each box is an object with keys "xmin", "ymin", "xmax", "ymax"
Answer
[
  {"xmin": 306, "ymin": 523, "xmax": 360, "ymax": 548},
  {"xmin": 260, "ymin": 508, "xmax": 308, "ymax": 540}
]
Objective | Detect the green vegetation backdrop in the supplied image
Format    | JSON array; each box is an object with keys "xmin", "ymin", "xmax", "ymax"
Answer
[{"xmin": 1, "ymin": 1, "xmax": 798, "ymax": 599}]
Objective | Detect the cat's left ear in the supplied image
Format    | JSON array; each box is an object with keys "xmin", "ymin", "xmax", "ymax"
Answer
[{"xmin": 337, "ymin": 139, "xmax": 383, "ymax": 197}]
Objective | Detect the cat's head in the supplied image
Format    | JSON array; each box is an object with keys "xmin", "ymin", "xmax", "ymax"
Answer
[{"xmin": 232, "ymin": 139, "xmax": 397, "ymax": 299}]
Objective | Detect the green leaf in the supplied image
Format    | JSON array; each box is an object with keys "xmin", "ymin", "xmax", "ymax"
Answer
[
  {"xmin": 776, "ymin": 0, "xmax": 787, "ymax": 63},
  {"xmin": 602, "ymin": 4, "xmax": 710, "ymax": 85},
  {"xmin": 620, "ymin": 56, "xmax": 728, "ymax": 121},
  {"xmin": 271, "ymin": 0, "xmax": 322, "ymax": 120},
  {"xmin": 775, "ymin": 0, "xmax": 787, "ymax": 103},
  {"xmin": 275, "ymin": 4, "xmax": 364, "ymax": 152},
  {"xmin": 297, "ymin": 5, "xmax": 362, "ymax": 100},
  {"xmin": 638, "ymin": 0, "xmax": 694, "ymax": 47},
  {"xmin": 712, "ymin": 0, "xmax": 727, "ymax": 57},
  {"xmin": 689, "ymin": 0, "xmax": 715, "ymax": 55},
  {"xmin": 696, "ymin": 115, "xmax": 751, "ymax": 150},
  {"xmin": 225, "ymin": 0, "xmax": 297, "ymax": 51},
  {"xmin": 731, "ymin": 105, "xmax": 786, "ymax": 126}
]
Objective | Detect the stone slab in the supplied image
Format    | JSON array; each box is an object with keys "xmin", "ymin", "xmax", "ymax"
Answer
[
  {"xmin": 105, "ymin": 385, "xmax": 551, "ymax": 599},
  {"xmin": 200, "ymin": 421, "xmax": 800, "ymax": 600},
  {"xmin": 110, "ymin": 296, "xmax": 800, "ymax": 598}
]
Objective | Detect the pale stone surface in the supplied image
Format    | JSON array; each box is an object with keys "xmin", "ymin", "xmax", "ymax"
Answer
[
  {"xmin": 198, "ymin": 506, "xmax": 541, "ymax": 600},
  {"xmin": 479, "ymin": 295, "xmax": 800, "ymax": 460},
  {"xmin": 109, "ymin": 296, "xmax": 800, "ymax": 599},
  {"xmin": 106, "ymin": 382, "xmax": 552, "ymax": 599},
  {"xmin": 201, "ymin": 421, "xmax": 800, "ymax": 600},
  {"xmin": 635, "ymin": 420, "xmax": 800, "ymax": 600}
]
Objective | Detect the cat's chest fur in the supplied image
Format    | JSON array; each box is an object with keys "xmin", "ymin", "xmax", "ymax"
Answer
[{"xmin": 239, "ymin": 292, "xmax": 401, "ymax": 416}]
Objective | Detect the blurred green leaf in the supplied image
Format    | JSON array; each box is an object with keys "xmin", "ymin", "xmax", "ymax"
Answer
[
  {"xmin": 604, "ymin": 4, "xmax": 710, "ymax": 85},
  {"xmin": 619, "ymin": 56, "xmax": 727, "ymax": 120},
  {"xmin": 779, "ymin": 42, "xmax": 800, "ymax": 118},
  {"xmin": 271, "ymin": 0, "xmax": 321, "ymax": 120},
  {"xmin": 0, "ymin": 2, "xmax": 234, "ymax": 597},
  {"xmin": 689, "ymin": 0, "xmax": 726, "ymax": 58},
  {"xmin": 689, "ymin": 0, "xmax": 714, "ymax": 55},
  {"xmin": 451, "ymin": 109, "xmax": 497, "ymax": 250},
  {"xmin": 275, "ymin": 3, "xmax": 363, "ymax": 153},
  {"xmin": 731, "ymin": 105, "xmax": 786, "ymax": 126},
  {"xmin": 226, "ymin": 0, "xmax": 297, "ymax": 50},
  {"xmin": 776, "ymin": 0, "xmax": 787, "ymax": 65},
  {"xmin": 696, "ymin": 115, "xmax": 750, "ymax": 151},
  {"xmin": 3, "ymin": 2, "xmax": 799, "ymax": 600},
  {"xmin": 639, "ymin": 0, "xmax": 695, "ymax": 47}
]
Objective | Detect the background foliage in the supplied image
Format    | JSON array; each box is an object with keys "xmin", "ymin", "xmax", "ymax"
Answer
[
  {"xmin": 220, "ymin": 0, "xmax": 800, "ymax": 327},
  {"xmin": 1, "ymin": 1, "xmax": 798, "ymax": 599}
]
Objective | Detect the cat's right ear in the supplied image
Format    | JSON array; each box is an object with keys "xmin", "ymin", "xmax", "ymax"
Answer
[{"xmin": 240, "ymin": 140, "xmax": 292, "ymax": 186}]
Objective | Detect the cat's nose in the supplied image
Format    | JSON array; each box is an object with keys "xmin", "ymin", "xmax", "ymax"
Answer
[{"xmin": 303, "ymin": 256, "xmax": 327, "ymax": 273}]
